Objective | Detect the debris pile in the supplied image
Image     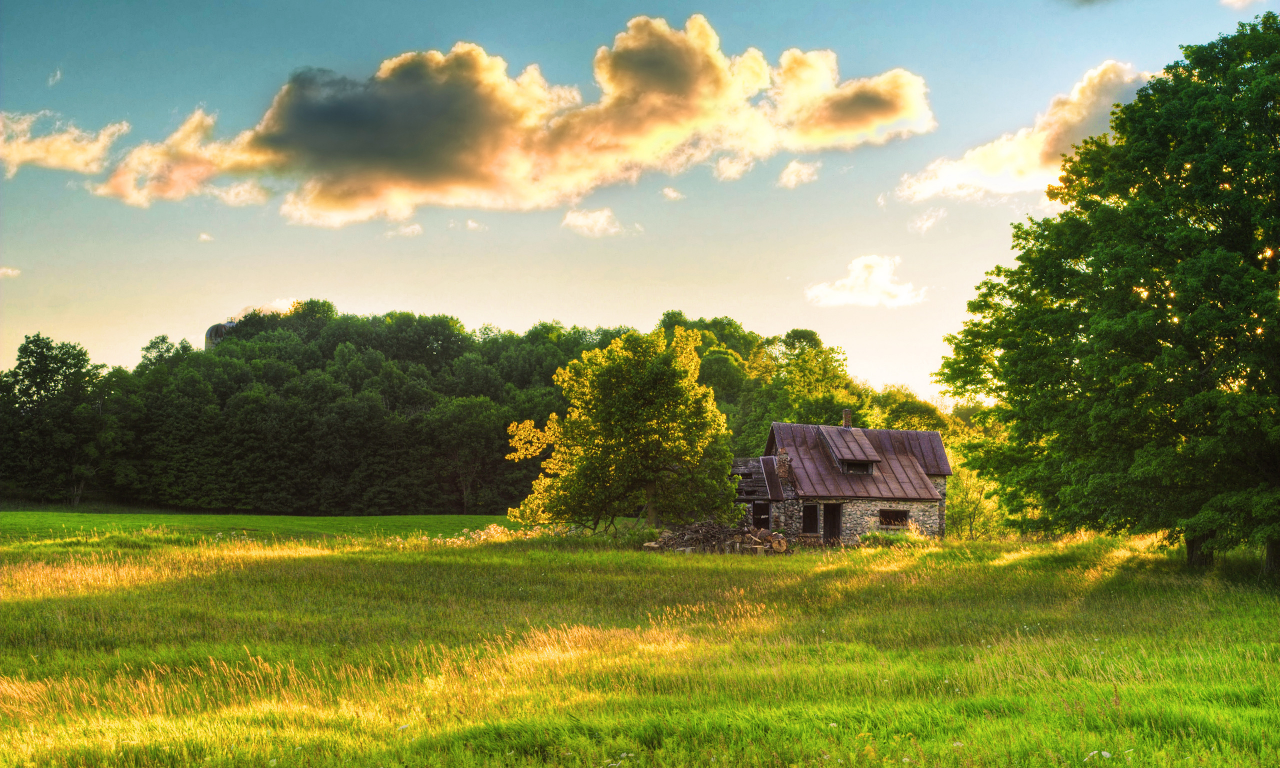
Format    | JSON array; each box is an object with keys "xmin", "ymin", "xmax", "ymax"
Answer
[{"xmin": 644, "ymin": 521, "xmax": 790, "ymax": 555}]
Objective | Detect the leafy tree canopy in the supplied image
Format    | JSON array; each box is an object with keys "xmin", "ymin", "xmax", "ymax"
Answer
[
  {"xmin": 938, "ymin": 13, "xmax": 1280, "ymax": 568},
  {"xmin": 507, "ymin": 328, "xmax": 738, "ymax": 530}
]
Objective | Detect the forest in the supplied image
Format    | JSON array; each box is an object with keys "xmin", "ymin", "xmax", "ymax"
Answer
[{"xmin": 0, "ymin": 301, "xmax": 993, "ymax": 520}]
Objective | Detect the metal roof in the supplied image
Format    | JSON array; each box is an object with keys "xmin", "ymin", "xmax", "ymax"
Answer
[
  {"xmin": 817, "ymin": 425, "xmax": 882, "ymax": 463},
  {"xmin": 764, "ymin": 422, "xmax": 949, "ymax": 501}
]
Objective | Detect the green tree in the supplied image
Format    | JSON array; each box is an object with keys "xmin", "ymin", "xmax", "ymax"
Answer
[
  {"xmin": 507, "ymin": 328, "xmax": 738, "ymax": 530},
  {"xmin": 0, "ymin": 334, "xmax": 116, "ymax": 503},
  {"xmin": 938, "ymin": 13, "xmax": 1280, "ymax": 573}
]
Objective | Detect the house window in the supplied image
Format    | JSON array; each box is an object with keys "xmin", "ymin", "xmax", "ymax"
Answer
[
  {"xmin": 742, "ymin": 489, "xmax": 758, "ymax": 496},
  {"xmin": 842, "ymin": 461, "xmax": 872, "ymax": 475},
  {"xmin": 736, "ymin": 472, "xmax": 754, "ymax": 479},
  {"xmin": 802, "ymin": 504, "xmax": 819, "ymax": 534},
  {"xmin": 879, "ymin": 509, "xmax": 909, "ymax": 528},
  {"xmin": 752, "ymin": 502, "xmax": 771, "ymax": 529}
]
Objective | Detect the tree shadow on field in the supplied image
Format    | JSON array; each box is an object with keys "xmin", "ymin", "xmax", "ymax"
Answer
[{"xmin": 0, "ymin": 542, "xmax": 790, "ymax": 677}]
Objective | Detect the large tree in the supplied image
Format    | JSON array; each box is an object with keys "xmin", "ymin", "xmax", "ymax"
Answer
[
  {"xmin": 939, "ymin": 13, "xmax": 1280, "ymax": 573},
  {"xmin": 507, "ymin": 328, "xmax": 738, "ymax": 530}
]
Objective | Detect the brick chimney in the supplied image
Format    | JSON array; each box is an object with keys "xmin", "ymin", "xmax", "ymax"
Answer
[
  {"xmin": 842, "ymin": 409, "xmax": 853, "ymax": 428},
  {"xmin": 775, "ymin": 448, "xmax": 792, "ymax": 483}
]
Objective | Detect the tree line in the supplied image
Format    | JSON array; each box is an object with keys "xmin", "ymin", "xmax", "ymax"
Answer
[{"xmin": 1, "ymin": 301, "xmax": 980, "ymax": 518}]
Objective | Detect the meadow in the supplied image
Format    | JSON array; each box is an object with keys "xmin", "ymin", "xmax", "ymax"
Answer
[{"xmin": 0, "ymin": 507, "xmax": 1276, "ymax": 767}]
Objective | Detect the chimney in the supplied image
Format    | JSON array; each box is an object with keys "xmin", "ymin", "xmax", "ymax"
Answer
[
  {"xmin": 775, "ymin": 449, "xmax": 792, "ymax": 483},
  {"xmin": 842, "ymin": 409, "xmax": 853, "ymax": 429}
]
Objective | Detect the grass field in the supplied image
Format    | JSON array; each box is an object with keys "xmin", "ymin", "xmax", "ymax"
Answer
[{"xmin": 0, "ymin": 508, "xmax": 1277, "ymax": 767}]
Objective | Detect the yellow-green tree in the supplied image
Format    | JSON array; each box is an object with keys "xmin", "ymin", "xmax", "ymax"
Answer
[{"xmin": 507, "ymin": 328, "xmax": 738, "ymax": 530}]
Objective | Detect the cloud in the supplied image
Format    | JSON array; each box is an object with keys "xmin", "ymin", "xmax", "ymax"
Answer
[
  {"xmin": 448, "ymin": 218, "xmax": 486, "ymax": 231},
  {"xmin": 385, "ymin": 223, "xmax": 423, "ymax": 238},
  {"xmin": 805, "ymin": 255, "xmax": 925, "ymax": 307},
  {"xmin": 48, "ymin": 69, "xmax": 62, "ymax": 87},
  {"xmin": 78, "ymin": 15, "xmax": 932, "ymax": 226},
  {"xmin": 234, "ymin": 298, "xmax": 297, "ymax": 320},
  {"xmin": 1222, "ymin": 0, "xmax": 1265, "ymax": 7},
  {"xmin": 0, "ymin": 112, "xmax": 131, "ymax": 178},
  {"xmin": 897, "ymin": 60, "xmax": 1149, "ymax": 202},
  {"xmin": 562, "ymin": 207, "xmax": 625, "ymax": 237},
  {"xmin": 198, "ymin": 232, "xmax": 214, "ymax": 242},
  {"xmin": 0, "ymin": 267, "xmax": 20, "ymax": 279},
  {"xmin": 909, "ymin": 207, "xmax": 947, "ymax": 233},
  {"xmin": 661, "ymin": 186, "xmax": 685, "ymax": 201},
  {"xmin": 778, "ymin": 159, "xmax": 820, "ymax": 188}
]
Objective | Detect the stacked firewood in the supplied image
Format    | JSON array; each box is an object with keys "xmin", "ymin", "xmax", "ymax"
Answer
[{"xmin": 644, "ymin": 521, "xmax": 789, "ymax": 555}]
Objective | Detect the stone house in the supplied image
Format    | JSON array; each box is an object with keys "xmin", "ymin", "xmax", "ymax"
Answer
[{"xmin": 731, "ymin": 411, "xmax": 951, "ymax": 544}]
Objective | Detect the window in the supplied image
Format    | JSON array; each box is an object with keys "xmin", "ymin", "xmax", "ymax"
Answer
[
  {"xmin": 736, "ymin": 472, "xmax": 754, "ymax": 480},
  {"xmin": 802, "ymin": 504, "xmax": 819, "ymax": 534},
  {"xmin": 742, "ymin": 489, "xmax": 758, "ymax": 496},
  {"xmin": 842, "ymin": 461, "xmax": 872, "ymax": 475},
  {"xmin": 752, "ymin": 502, "xmax": 771, "ymax": 529},
  {"xmin": 879, "ymin": 509, "xmax": 909, "ymax": 528}
]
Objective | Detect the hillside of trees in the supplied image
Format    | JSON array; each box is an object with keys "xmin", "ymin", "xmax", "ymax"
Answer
[{"xmin": 0, "ymin": 300, "xmax": 987, "ymax": 517}]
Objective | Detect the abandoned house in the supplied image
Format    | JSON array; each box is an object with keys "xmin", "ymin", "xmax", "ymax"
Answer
[{"xmin": 731, "ymin": 410, "xmax": 951, "ymax": 544}]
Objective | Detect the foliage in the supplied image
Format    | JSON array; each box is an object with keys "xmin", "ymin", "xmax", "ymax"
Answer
[
  {"xmin": 939, "ymin": 14, "xmax": 1280, "ymax": 564},
  {"xmin": 4, "ymin": 303, "xmax": 958, "ymax": 517},
  {"xmin": 507, "ymin": 328, "xmax": 738, "ymax": 530},
  {"xmin": 1, "ymin": 514, "xmax": 1276, "ymax": 765},
  {"xmin": 0, "ymin": 334, "xmax": 117, "ymax": 503}
]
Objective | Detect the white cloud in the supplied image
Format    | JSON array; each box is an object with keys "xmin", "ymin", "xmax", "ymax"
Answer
[
  {"xmin": 778, "ymin": 159, "xmax": 820, "ymax": 188},
  {"xmin": 0, "ymin": 267, "xmax": 20, "ymax": 279},
  {"xmin": 909, "ymin": 207, "xmax": 947, "ymax": 234},
  {"xmin": 385, "ymin": 223, "xmax": 424, "ymax": 238},
  {"xmin": 897, "ymin": 60, "xmax": 1150, "ymax": 203},
  {"xmin": 234, "ymin": 298, "xmax": 297, "ymax": 320},
  {"xmin": 0, "ymin": 112, "xmax": 131, "ymax": 178},
  {"xmin": 661, "ymin": 186, "xmax": 685, "ymax": 201},
  {"xmin": 48, "ymin": 69, "xmax": 62, "ymax": 87},
  {"xmin": 876, "ymin": 192, "xmax": 886, "ymax": 208},
  {"xmin": 805, "ymin": 255, "xmax": 925, "ymax": 308},
  {"xmin": 447, "ymin": 219, "xmax": 486, "ymax": 231},
  {"xmin": 562, "ymin": 208, "xmax": 624, "ymax": 237},
  {"xmin": 198, "ymin": 232, "xmax": 214, "ymax": 242},
  {"xmin": 1222, "ymin": 0, "xmax": 1264, "ymax": 8}
]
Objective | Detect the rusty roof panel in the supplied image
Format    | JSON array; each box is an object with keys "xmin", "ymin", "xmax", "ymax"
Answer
[
  {"xmin": 767, "ymin": 422, "xmax": 940, "ymax": 501},
  {"xmin": 861, "ymin": 429, "xmax": 952, "ymax": 476},
  {"xmin": 817, "ymin": 425, "xmax": 882, "ymax": 463}
]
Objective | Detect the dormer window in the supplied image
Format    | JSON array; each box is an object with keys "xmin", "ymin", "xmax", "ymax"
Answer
[{"xmin": 842, "ymin": 461, "xmax": 872, "ymax": 475}]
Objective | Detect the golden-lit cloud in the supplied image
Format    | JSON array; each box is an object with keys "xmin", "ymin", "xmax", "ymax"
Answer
[
  {"xmin": 561, "ymin": 208, "xmax": 625, "ymax": 237},
  {"xmin": 0, "ymin": 267, "xmax": 20, "ymax": 279},
  {"xmin": 661, "ymin": 186, "xmax": 685, "ymax": 201},
  {"xmin": 897, "ymin": 61, "xmax": 1148, "ymax": 202},
  {"xmin": 805, "ymin": 255, "xmax": 925, "ymax": 307},
  {"xmin": 0, "ymin": 112, "xmax": 130, "ymax": 178},
  {"xmin": 77, "ymin": 15, "xmax": 932, "ymax": 226},
  {"xmin": 198, "ymin": 232, "xmax": 214, "ymax": 242},
  {"xmin": 778, "ymin": 159, "xmax": 820, "ymax": 188}
]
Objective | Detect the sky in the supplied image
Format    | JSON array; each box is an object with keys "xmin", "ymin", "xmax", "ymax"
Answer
[{"xmin": 0, "ymin": 0, "xmax": 1271, "ymax": 399}]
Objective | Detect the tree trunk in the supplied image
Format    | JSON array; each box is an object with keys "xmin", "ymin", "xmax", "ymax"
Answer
[
  {"xmin": 1186, "ymin": 530, "xmax": 1216, "ymax": 568},
  {"xmin": 645, "ymin": 500, "xmax": 657, "ymax": 528},
  {"xmin": 1264, "ymin": 538, "xmax": 1279, "ymax": 579}
]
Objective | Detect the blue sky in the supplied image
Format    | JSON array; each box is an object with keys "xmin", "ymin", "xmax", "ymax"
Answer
[{"xmin": 0, "ymin": 0, "xmax": 1269, "ymax": 398}]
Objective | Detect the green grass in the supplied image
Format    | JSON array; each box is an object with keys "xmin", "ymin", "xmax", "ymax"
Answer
[
  {"xmin": 0, "ymin": 508, "xmax": 1276, "ymax": 767},
  {"xmin": 0, "ymin": 501, "xmax": 516, "ymax": 540}
]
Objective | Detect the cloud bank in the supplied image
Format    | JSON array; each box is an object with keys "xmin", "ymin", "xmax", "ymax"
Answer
[
  {"xmin": 805, "ymin": 255, "xmax": 925, "ymax": 307},
  {"xmin": 897, "ymin": 60, "xmax": 1148, "ymax": 202},
  {"xmin": 0, "ymin": 112, "xmax": 130, "ymax": 178},
  {"xmin": 0, "ymin": 267, "xmax": 20, "ymax": 279},
  {"xmin": 17, "ymin": 15, "xmax": 932, "ymax": 226}
]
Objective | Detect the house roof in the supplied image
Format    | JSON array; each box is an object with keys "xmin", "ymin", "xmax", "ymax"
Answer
[{"xmin": 763, "ymin": 422, "xmax": 950, "ymax": 502}]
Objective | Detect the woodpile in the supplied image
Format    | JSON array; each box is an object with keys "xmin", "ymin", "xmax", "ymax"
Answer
[{"xmin": 643, "ymin": 521, "xmax": 790, "ymax": 555}]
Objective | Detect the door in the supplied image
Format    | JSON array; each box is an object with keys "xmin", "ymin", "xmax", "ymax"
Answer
[{"xmin": 822, "ymin": 503, "xmax": 843, "ymax": 543}]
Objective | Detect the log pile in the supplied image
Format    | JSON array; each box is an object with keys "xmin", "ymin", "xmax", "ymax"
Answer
[{"xmin": 644, "ymin": 521, "xmax": 790, "ymax": 555}]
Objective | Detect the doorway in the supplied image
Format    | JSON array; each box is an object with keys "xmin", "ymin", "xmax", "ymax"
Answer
[{"xmin": 822, "ymin": 503, "xmax": 843, "ymax": 543}]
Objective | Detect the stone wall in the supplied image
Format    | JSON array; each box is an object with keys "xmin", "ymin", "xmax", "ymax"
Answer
[
  {"xmin": 838, "ymin": 498, "xmax": 942, "ymax": 540},
  {"xmin": 928, "ymin": 475, "xmax": 947, "ymax": 538}
]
